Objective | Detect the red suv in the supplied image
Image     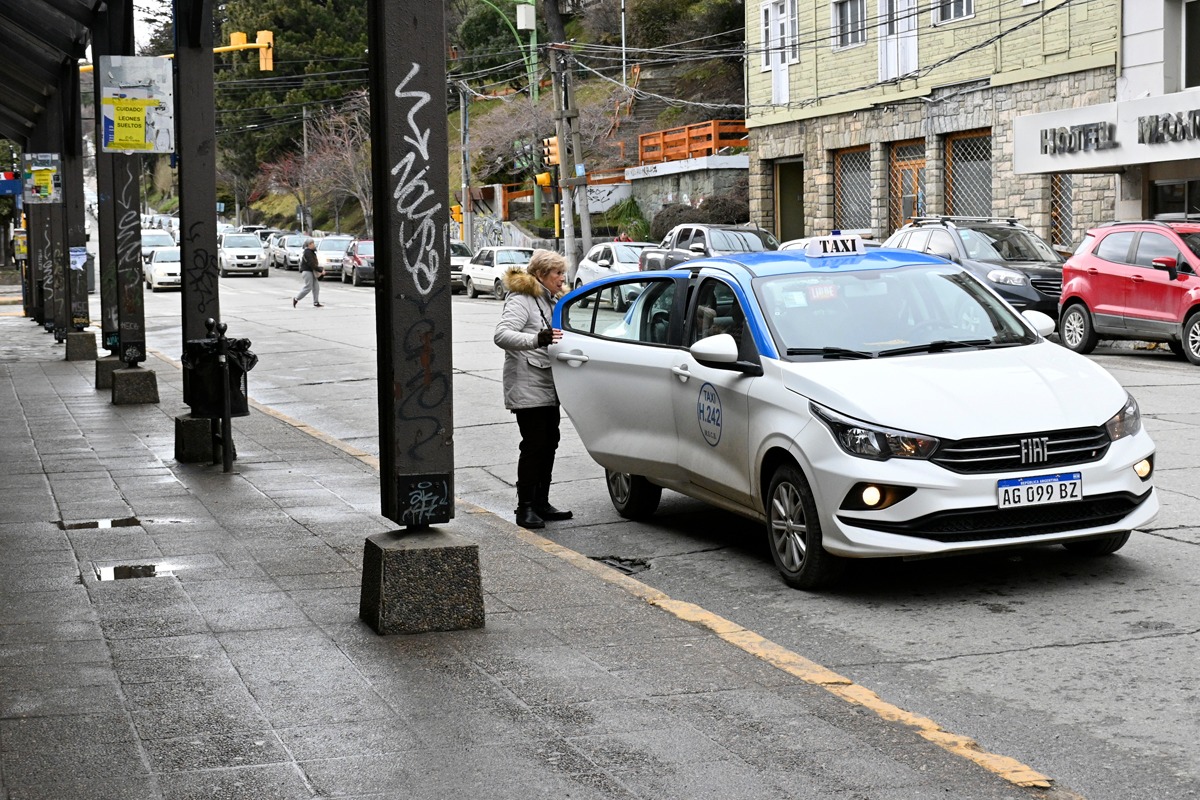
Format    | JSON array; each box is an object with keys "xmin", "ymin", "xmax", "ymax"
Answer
[{"xmin": 1059, "ymin": 221, "xmax": 1200, "ymax": 363}]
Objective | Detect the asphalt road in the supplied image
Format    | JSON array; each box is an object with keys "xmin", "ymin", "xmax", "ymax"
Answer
[{"xmin": 98, "ymin": 267, "xmax": 1200, "ymax": 800}]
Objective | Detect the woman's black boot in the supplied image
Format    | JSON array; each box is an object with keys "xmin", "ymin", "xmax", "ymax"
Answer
[
  {"xmin": 515, "ymin": 483, "xmax": 545, "ymax": 529},
  {"xmin": 534, "ymin": 483, "xmax": 573, "ymax": 521}
]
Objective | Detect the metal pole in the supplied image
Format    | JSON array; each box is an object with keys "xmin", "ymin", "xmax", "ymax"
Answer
[
  {"xmin": 459, "ymin": 83, "xmax": 473, "ymax": 246},
  {"xmin": 621, "ymin": 0, "xmax": 627, "ymax": 88}
]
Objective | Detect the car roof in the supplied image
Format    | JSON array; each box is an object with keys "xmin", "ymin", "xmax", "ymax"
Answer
[
  {"xmin": 1092, "ymin": 220, "xmax": 1200, "ymax": 234},
  {"xmin": 673, "ymin": 246, "xmax": 953, "ymax": 280}
]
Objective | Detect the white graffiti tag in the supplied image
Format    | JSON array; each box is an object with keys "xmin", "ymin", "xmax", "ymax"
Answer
[{"xmin": 391, "ymin": 63, "xmax": 443, "ymax": 297}]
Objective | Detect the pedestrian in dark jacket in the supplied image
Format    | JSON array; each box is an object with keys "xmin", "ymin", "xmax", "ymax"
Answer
[
  {"xmin": 293, "ymin": 239, "xmax": 324, "ymax": 307},
  {"xmin": 493, "ymin": 249, "xmax": 572, "ymax": 529}
]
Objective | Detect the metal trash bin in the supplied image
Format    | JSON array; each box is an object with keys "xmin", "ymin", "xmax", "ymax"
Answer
[{"xmin": 182, "ymin": 337, "xmax": 257, "ymax": 418}]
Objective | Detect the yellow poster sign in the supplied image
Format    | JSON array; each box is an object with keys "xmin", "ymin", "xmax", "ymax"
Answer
[{"xmin": 102, "ymin": 97, "xmax": 158, "ymax": 151}]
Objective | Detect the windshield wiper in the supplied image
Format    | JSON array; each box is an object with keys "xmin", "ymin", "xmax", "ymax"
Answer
[
  {"xmin": 786, "ymin": 347, "xmax": 875, "ymax": 360},
  {"xmin": 877, "ymin": 339, "xmax": 992, "ymax": 357}
]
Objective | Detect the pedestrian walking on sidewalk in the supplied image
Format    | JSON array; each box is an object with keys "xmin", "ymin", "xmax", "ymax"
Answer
[
  {"xmin": 493, "ymin": 249, "xmax": 573, "ymax": 529},
  {"xmin": 293, "ymin": 239, "xmax": 324, "ymax": 307}
]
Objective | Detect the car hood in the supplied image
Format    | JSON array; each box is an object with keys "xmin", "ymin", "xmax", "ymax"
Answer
[
  {"xmin": 222, "ymin": 247, "xmax": 261, "ymax": 256},
  {"xmin": 966, "ymin": 258, "xmax": 1063, "ymax": 278},
  {"xmin": 781, "ymin": 342, "xmax": 1126, "ymax": 438}
]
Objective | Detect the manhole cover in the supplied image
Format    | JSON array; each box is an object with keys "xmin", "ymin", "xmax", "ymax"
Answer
[{"xmin": 58, "ymin": 517, "xmax": 140, "ymax": 530}]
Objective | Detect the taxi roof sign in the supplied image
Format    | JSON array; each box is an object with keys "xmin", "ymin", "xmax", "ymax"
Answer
[{"xmin": 805, "ymin": 234, "xmax": 866, "ymax": 258}]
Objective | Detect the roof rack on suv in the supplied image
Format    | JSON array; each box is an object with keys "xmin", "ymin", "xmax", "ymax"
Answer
[
  {"xmin": 1095, "ymin": 219, "xmax": 1200, "ymax": 229},
  {"xmin": 910, "ymin": 215, "xmax": 1021, "ymax": 226}
]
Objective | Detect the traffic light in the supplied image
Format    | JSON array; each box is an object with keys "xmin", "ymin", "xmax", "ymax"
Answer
[
  {"xmin": 534, "ymin": 172, "xmax": 552, "ymax": 187},
  {"xmin": 541, "ymin": 136, "xmax": 560, "ymax": 166},
  {"xmin": 257, "ymin": 30, "xmax": 274, "ymax": 71},
  {"xmin": 450, "ymin": 205, "xmax": 462, "ymax": 223}
]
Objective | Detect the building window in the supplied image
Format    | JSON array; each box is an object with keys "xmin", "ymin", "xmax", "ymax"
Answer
[
  {"xmin": 833, "ymin": 0, "xmax": 866, "ymax": 48},
  {"xmin": 762, "ymin": 0, "xmax": 800, "ymax": 70},
  {"xmin": 1186, "ymin": 0, "xmax": 1200, "ymax": 88},
  {"xmin": 834, "ymin": 147, "xmax": 872, "ymax": 230},
  {"xmin": 1050, "ymin": 174, "xmax": 1074, "ymax": 251},
  {"xmin": 932, "ymin": 0, "xmax": 973, "ymax": 24},
  {"xmin": 889, "ymin": 139, "xmax": 926, "ymax": 231},
  {"xmin": 945, "ymin": 130, "xmax": 991, "ymax": 218}
]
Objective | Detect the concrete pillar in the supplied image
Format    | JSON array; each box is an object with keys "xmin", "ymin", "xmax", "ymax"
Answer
[
  {"xmin": 359, "ymin": 530, "xmax": 485, "ymax": 635},
  {"xmin": 111, "ymin": 367, "xmax": 159, "ymax": 405},
  {"xmin": 65, "ymin": 331, "xmax": 96, "ymax": 361},
  {"xmin": 95, "ymin": 355, "xmax": 122, "ymax": 390}
]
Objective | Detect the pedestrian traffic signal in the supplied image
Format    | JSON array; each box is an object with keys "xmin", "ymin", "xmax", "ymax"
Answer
[
  {"xmin": 257, "ymin": 30, "xmax": 274, "ymax": 71},
  {"xmin": 541, "ymin": 136, "xmax": 560, "ymax": 166}
]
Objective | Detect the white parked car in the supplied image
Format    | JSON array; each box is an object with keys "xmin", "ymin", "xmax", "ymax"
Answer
[
  {"xmin": 449, "ymin": 240, "xmax": 473, "ymax": 293},
  {"xmin": 140, "ymin": 228, "xmax": 177, "ymax": 271},
  {"xmin": 314, "ymin": 235, "xmax": 355, "ymax": 279},
  {"xmin": 144, "ymin": 246, "xmax": 182, "ymax": 292},
  {"xmin": 549, "ymin": 234, "xmax": 1159, "ymax": 589},
  {"xmin": 574, "ymin": 241, "xmax": 656, "ymax": 311},
  {"xmin": 217, "ymin": 232, "xmax": 268, "ymax": 277},
  {"xmin": 462, "ymin": 246, "xmax": 534, "ymax": 300}
]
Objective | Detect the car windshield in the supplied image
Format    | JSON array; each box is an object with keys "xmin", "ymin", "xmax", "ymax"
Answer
[
  {"xmin": 318, "ymin": 238, "xmax": 353, "ymax": 252},
  {"xmin": 223, "ymin": 234, "xmax": 260, "ymax": 249},
  {"xmin": 356, "ymin": 242, "xmax": 374, "ymax": 256},
  {"xmin": 956, "ymin": 226, "xmax": 1062, "ymax": 263},
  {"xmin": 285, "ymin": 236, "xmax": 307, "ymax": 248},
  {"xmin": 1177, "ymin": 232, "xmax": 1200, "ymax": 259},
  {"xmin": 498, "ymin": 249, "xmax": 534, "ymax": 264},
  {"xmin": 450, "ymin": 242, "xmax": 472, "ymax": 258},
  {"xmin": 756, "ymin": 264, "xmax": 1036, "ymax": 359},
  {"xmin": 154, "ymin": 248, "xmax": 181, "ymax": 262},
  {"xmin": 710, "ymin": 229, "xmax": 779, "ymax": 253},
  {"xmin": 141, "ymin": 232, "xmax": 174, "ymax": 248}
]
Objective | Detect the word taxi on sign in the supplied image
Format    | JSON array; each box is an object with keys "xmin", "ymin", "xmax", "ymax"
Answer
[{"xmin": 804, "ymin": 233, "xmax": 867, "ymax": 258}]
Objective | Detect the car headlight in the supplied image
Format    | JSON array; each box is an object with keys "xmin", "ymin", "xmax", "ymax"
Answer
[
  {"xmin": 811, "ymin": 402, "xmax": 939, "ymax": 461},
  {"xmin": 986, "ymin": 268, "xmax": 1029, "ymax": 287},
  {"xmin": 1105, "ymin": 393, "xmax": 1142, "ymax": 441}
]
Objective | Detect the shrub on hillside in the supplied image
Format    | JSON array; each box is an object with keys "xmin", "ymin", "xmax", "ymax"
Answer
[{"xmin": 650, "ymin": 204, "xmax": 708, "ymax": 241}]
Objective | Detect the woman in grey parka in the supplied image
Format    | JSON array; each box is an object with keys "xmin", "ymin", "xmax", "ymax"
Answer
[{"xmin": 493, "ymin": 249, "xmax": 573, "ymax": 529}]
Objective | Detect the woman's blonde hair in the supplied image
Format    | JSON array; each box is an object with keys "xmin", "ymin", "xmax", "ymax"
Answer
[{"xmin": 526, "ymin": 249, "xmax": 566, "ymax": 280}]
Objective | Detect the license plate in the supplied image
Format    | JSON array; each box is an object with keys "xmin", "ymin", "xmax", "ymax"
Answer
[{"xmin": 997, "ymin": 472, "xmax": 1082, "ymax": 508}]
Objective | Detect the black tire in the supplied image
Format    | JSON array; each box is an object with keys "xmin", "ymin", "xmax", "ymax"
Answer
[
  {"xmin": 1062, "ymin": 531, "xmax": 1130, "ymax": 556},
  {"xmin": 615, "ymin": 287, "xmax": 630, "ymax": 313},
  {"xmin": 219, "ymin": 267, "xmax": 229, "ymax": 278},
  {"xmin": 1168, "ymin": 340, "xmax": 1186, "ymax": 358},
  {"xmin": 1059, "ymin": 303, "xmax": 1098, "ymax": 355},
  {"xmin": 493, "ymin": 279, "xmax": 506, "ymax": 301},
  {"xmin": 605, "ymin": 469, "xmax": 661, "ymax": 520},
  {"xmin": 352, "ymin": 269, "xmax": 362, "ymax": 287},
  {"xmin": 577, "ymin": 280, "xmax": 589, "ymax": 308},
  {"xmin": 765, "ymin": 463, "xmax": 844, "ymax": 590},
  {"xmin": 341, "ymin": 269, "xmax": 349, "ymax": 284},
  {"xmin": 464, "ymin": 277, "xmax": 477, "ymax": 298},
  {"xmin": 1182, "ymin": 313, "xmax": 1200, "ymax": 365}
]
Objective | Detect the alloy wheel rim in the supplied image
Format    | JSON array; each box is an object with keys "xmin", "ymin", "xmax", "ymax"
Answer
[
  {"xmin": 1190, "ymin": 321, "xmax": 1200, "ymax": 357},
  {"xmin": 608, "ymin": 471, "xmax": 631, "ymax": 505},
  {"xmin": 1063, "ymin": 312, "xmax": 1083, "ymax": 347},
  {"xmin": 769, "ymin": 483, "xmax": 807, "ymax": 573}
]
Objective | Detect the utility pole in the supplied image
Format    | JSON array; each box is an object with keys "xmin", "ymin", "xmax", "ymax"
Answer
[
  {"xmin": 459, "ymin": 83, "xmax": 473, "ymax": 246},
  {"xmin": 548, "ymin": 51, "xmax": 576, "ymax": 278},
  {"xmin": 302, "ymin": 106, "xmax": 309, "ymax": 233}
]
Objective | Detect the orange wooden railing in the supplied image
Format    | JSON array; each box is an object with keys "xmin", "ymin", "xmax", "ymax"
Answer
[{"xmin": 638, "ymin": 120, "xmax": 748, "ymax": 165}]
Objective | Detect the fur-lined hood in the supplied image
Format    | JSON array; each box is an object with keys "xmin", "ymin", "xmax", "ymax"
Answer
[{"xmin": 504, "ymin": 267, "xmax": 563, "ymax": 300}]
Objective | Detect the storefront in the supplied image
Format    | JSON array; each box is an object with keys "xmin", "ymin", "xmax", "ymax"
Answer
[{"xmin": 1015, "ymin": 87, "xmax": 1200, "ymax": 221}]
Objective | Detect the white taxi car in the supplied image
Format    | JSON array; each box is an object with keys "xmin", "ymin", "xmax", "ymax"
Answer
[{"xmin": 549, "ymin": 235, "xmax": 1158, "ymax": 589}]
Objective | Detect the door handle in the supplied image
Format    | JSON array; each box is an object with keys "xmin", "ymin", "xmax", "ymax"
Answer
[
  {"xmin": 1086, "ymin": 268, "xmax": 1099, "ymax": 275},
  {"xmin": 1131, "ymin": 275, "xmax": 1144, "ymax": 283},
  {"xmin": 555, "ymin": 352, "xmax": 589, "ymax": 365},
  {"xmin": 671, "ymin": 364, "xmax": 690, "ymax": 382}
]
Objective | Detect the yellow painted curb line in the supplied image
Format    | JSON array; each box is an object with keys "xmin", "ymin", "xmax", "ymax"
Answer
[{"xmin": 148, "ymin": 346, "xmax": 1062, "ymax": 796}]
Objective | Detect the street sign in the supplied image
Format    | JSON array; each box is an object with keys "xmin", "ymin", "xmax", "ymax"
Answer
[{"xmin": 99, "ymin": 56, "xmax": 175, "ymax": 153}]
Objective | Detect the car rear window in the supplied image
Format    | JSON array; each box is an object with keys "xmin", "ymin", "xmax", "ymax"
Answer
[
  {"xmin": 1094, "ymin": 231, "xmax": 1136, "ymax": 264},
  {"xmin": 710, "ymin": 229, "xmax": 778, "ymax": 252}
]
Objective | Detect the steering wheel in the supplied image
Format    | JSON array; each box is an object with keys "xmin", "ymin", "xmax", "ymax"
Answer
[{"xmin": 648, "ymin": 309, "xmax": 671, "ymax": 343}]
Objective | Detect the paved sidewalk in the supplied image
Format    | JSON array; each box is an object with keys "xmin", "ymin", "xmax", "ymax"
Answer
[{"xmin": 0, "ymin": 315, "xmax": 1046, "ymax": 800}]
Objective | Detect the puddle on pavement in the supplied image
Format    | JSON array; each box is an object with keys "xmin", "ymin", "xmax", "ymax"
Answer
[
  {"xmin": 590, "ymin": 555, "xmax": 650, "ymax": 575},
  {"xmin": 93, "ymin": 563, "xmax": 174, "ymax": 581},
  {"xmin": 58, "ymin": 517, "xmax": 140, "ymax": 530}
]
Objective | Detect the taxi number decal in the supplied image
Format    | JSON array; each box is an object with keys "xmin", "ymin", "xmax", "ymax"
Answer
[{"xmin": 697, "ymin": 382, "xmax": 722, "ymax": 446}]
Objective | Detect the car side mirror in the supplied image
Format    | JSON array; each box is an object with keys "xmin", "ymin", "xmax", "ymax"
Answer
[
  {"xmin": 1021, "ymin": 310, "xmax": 1056, "ymax": 337},
  {"xmin": 690, "ymin": 334, "xmax": 762, "ymax": 375},
  {"xmin": 598, "ymin": 258, "xmax": 612, "ymax": 268},
  {"xmin": 689, "ymin": 242, "xmax": 707, "ymax": 253},
  {"xmin": 1152, "ymin": 256, "xmax": 1179, "ymax": 280}
]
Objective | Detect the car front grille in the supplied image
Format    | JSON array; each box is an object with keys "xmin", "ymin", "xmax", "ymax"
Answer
[
  {"xmin": 1030, "ymin": 277, "xmax": 1062, "ymax": 297},
  {"xmin": 931, "ymin": 426, "xmax": 1109, "ymax": 474},
  {"xmin": 841, "ymin": 489, "xmax": 1151, "ymax": 542}
]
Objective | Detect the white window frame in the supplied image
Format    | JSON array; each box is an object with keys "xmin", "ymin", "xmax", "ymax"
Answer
[
  {"xmin": 833, "ymin": 0, "xmax": 867, "ymax": 49},
  {"xmin": 761, "ymin": 0, "xmax": 799, "ymax": 70},
  {"xmin": 931, "ymin": 0, "xmax": 973, "ymax": 25}
]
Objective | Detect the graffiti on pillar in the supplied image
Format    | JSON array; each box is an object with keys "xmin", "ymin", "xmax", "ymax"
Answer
[
  {"xmin": 398, "ymin": 475, "xmax": 451, "ymax": 527},
  {"xmin": 113, "ymin": 160, "xmax": 146, "ymax": 364},
  {"xmin": 39, "ymin": 224, "xmax": 55, "ymax": 326},
  {"xmin": 182, "ymin": 220, "xmax": 218, "ymax": 314}
]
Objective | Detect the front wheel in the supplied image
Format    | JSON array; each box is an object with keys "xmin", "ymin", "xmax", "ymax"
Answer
[
  {"xmin": 464, "ymin": 277, "xmax": 477, "ymax": 298},
  {"xmin": 1059, "ymin": 303, "xmax": 1098, "ymax": 354},
  {"xmin": 765, "ymin": 463, "xmax": 844, "ymax": 590},
  {"xmin": 493, "ymin": 279, "xmax": 506, "ymax": 301},
  {"xmin": 352, "ymin": 269, "xmax": 362, "ymax": 287},
  {"xmin": 605, "ymin": 470, "xmax": 661, "ymax": 520},
  {"xmin": 1181, "ymin": 313, "xmax": 1200, "ymax": 365},
  {"xmin": 1062, "ymin": 531, "xmax": 1130, "ymax": 556}
]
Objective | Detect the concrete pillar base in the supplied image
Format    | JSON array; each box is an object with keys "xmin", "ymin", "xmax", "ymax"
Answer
[
  {"xmin": 65, "ymin": 331, "xmax": 97, "ymax": 361},
  {"xmin": 95, "ymin": 356, "xmax": 123, "ymax": 390},
  {"xmin": 175, "ymin": 415, "xmax": 213, "ymax": 462},
  {"xmin": 111, "ymin": 367, "xmax": 160, "ymax": 405},
  {"xmin": 360, "ymin": 529, "xmax": 485, "ymax": 635}
]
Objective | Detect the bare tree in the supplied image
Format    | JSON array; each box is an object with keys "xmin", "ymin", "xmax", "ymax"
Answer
[{"xmin": 307, "ymin": 93, "xmax": 374, "ymax": 237}]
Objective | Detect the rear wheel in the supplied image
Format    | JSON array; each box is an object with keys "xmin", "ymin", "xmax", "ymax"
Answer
[
  {"xmin": 493, "ymin": 279, "xmax": 506, "ymax": 301},
  {"xmin": 1059, "ymin": 303, "xmax": 1098, "ymax": 354},
  {"xmin": 614, "ymin": 287, "xmax": 630, "ymax": 312},
  {"xmin": 464, "ymin": 277, "xmax": 477, "ymax": 298},
  {"xmin": 1062, "ymin": 531, "xmax": 1130, "ymax": 556},
  {"xmin": 605, "ymin": 470, "xmax": 661, "ymax": 520},
  {"xmin": 1182, "ymin": 312, "xmax": 1200, "ymax": 365},
  {"xmin": 765, "ymin": 463, "xmax": 844, "ymax": 590}
]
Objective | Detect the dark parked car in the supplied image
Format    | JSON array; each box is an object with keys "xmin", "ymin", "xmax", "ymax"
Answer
[
  {"xmin": 342, "ymin": 240, "xmax": 375, "ymax": 285},
  {"xmin": 882, "ymin": 216, "xmax": 1064, "ymax": 319},
  {"xmin": 1059, "ymin": 220, "xmax": 1200, "ymax": 363}
]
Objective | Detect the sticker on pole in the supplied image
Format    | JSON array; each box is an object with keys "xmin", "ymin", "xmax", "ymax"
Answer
[{"xmin": 99, "ymin": 56, "xmax": 175, "ymax": 154}]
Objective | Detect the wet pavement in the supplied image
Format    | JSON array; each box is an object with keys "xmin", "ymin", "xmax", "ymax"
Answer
[{"xmin": 0, "ymin": 288, "xmax": 1056, "ymax": 800}]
